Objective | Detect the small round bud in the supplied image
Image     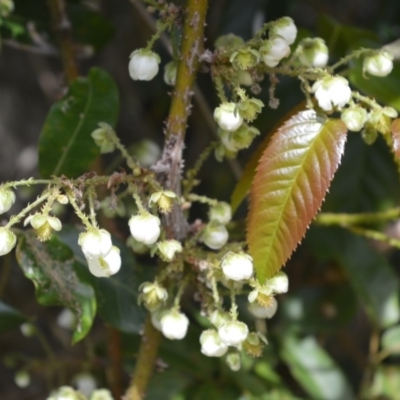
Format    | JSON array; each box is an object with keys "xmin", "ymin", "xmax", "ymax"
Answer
[
  {"xmin": 0, "ymin": 227, "xmax": 17, "ymax": 256},
  {"xmin": 56, "ymin": 194, "xmax": 69, "ymax": 205},
  {"xmin": 341, "ymin": 106, "xmax": 368, "ymax": 132},
  {"xmin": 139, "ymin": 282, "xmax": 168, "ymax": 311},
  {"xmin": 243, "ymin": 332, "xmax": 264, "ymax": 357},
  {"xmin": 298, "ymin": 38, "xmax": 329, "ymax": 68},
  {"xmin": 57, "ymin": 308, "xmax": 76, "ymax": 330},
  {"xmin": 225, "ymin": 352, "xmax": 241, "ymax": 371},
  {"xmin": 163, "ymin": 60, "xmax": 178, "ymax": 86},
  {"xmin": 260, "ymin": 36, "xmax": 290, "ymax": 67},
  {"xmin": 157, "ymin": 239, "xmax": 182, "ymax": 262},
  {"xmin": 149, "ymin": 190, "xmax": 177, "ymax": 214},
  {"xmin": 87, "ymin": 246, "xmax": 121, "ymax": 278},
  {"xmin": 128, "ymin": 212, "xmax": 161, "ymax": 245},
  {"xmin": 20, "ymin": 322, "xmax": 36, "ymax": 337},
  {"xmin": 160, "ymin": 310, "xmax": 189, "ymax": 340},
  {"xmin": 363, "ymin": 50, "xmax": 393, "ymax": 77},
  {"xmin": 209, "ymin": 202, "xmax": 232, "ymax": 225},
  {"xmin": 200, "ymin": 329, "xmax": 228, "ymax": 357},
  {"xmin": 0, "ymin": 187, "xmax": 15, "ymax": 214},
  {"xmin": 214, "ymin": 102, "xmax": 243, "ymax": 132},
  {"xmin": 128, "ymin": 49, "xmax": 160, "ymax": 81},
  {"xmin": 270, "ymin": 16, "xmax": 297, "ymax": 45},
  {"xmin": 221, "ymin": 251, "xmax": 254, "ymax": 281},
  {"xmin": 78, "ymin": 229, "xmax": 112, "ymax": 260},
  {"xmin": 91, "ymin": 389, "xmax": 114, "ymax": 400},
  {"xmin": 14, "ymin": 370, "xmax": 30, "ymax": 388},
  {"xmin": 267, "ymin": 271, "xmax": 289, "ymax": 294},
  {"xmin": 202, "ymin": 221, "xmax": 229, "ymax": 250},
  {"xmin": 91, "ymin": 123, "xmax": 116, "ymax": 154},
  {"xmin": 312, "ymin": 76, "xmax": 351, "ymax": 112},
  {"xmin": 230, "ymin": 48, "xmax": 260, "ymax": 70},
  {"xmin": 218, "ymin": 320, "xmax": 249, "ymax": 347},
  {"xmin": 73, "ymin": 372, "xmax": 97, "ymax": 397},
  {"xmin": 248, "ymin": 297, "xmax": 278, "ymax": 319},
  {"xmin": 361, "ymin": 126, "xmax": 378, "ymax": 145}
]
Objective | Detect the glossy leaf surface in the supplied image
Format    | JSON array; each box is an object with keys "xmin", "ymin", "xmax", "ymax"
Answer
[
  {"xmin": 247, "ymin": 110, "xmax": 347, "ymax": 282},
  {"xmin": 38, "ymin": 67, "xmax": 119, "ymax": 178},
  {"xmin": 16, "ymin": 231, "xmax": 96, "ymax": 343},
  {"xmin": 0, "ymin": 301, "xmax": 26, "ymax": 334}
]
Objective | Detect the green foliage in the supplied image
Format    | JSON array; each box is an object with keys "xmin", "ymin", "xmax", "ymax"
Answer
[
  {"xmin": 247, "ymin": 110, "xmax": 347, "ymax": 282},
  {"xmin": 0, "ymin": 300, "xmax": 26, "ymax": 334},
  {"xmin": 15, "ymin": 230, "xmax": 96, "ymax": 343},
  {"xmin": 38, "ymin": 68, "xmax": 119, "ymax": 178}
]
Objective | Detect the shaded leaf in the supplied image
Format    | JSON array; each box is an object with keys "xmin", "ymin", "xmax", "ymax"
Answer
[
  {"xmin": 392, "ymin": 118, "xmax": 400, "ymax": 158},
  {"xmin": 57, "ymin": 227, "xmax": 150, "ymax": 333},
  {"xmin": 146, "ymin": 370, "xmax": 192, "ymax": 400},
  {"xmin": 15, "ymin": 231, "xmax": 96, "ymax": 343},
  {"xmin": 381, "ymin": 325, "xmax": 400, "ymax": 355},
  {"xmin": 38, "ymin": 67, "xmax": 119, "ymax": 178},
  {"xmin": 0, "ymin": 301, "xmax": 26, "ymax": 334},
  {"xmin": 370, "ymin": 366, "xmax": 400, "ymax": 399},
  {"xmin": 281, "ymin": 335, "xmax": 355, "ymax": 400},
  {"xmin": 247, "ymin": 111, "xmax": 347, "ymax": 282}
]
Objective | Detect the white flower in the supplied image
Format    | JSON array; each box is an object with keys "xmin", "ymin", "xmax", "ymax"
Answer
[
  {"xmin": 164, "ymin": 60, "xmax": 178, "ymax": 86},
  {"xmin": 78, "ymin": 229, "xmax": 112, "ymax": 260},
  {"xmin": 128, "ymin": 49, "xmax": 160, "ymax": 81},
  {"xmin": 160, "ymin": 310, "xmax": 189, "ymax": 340},
  {"xmin": 200, "ymin": 329, "xmax": 228, "ymax": 357},
  {"xmin": 0, "ymin": 227, "xmax": 16, "ymax": 256},
  {"xmin": 312, "ymin": 76, "xmax": 351, "ymax": 111},
  {"xmin": 341, "ymin": 106, "xmax": 368, "ymax": 132},
  {"xmin": 139, "ymin": 282, "xmax": 168, "ymax": 311},
  {"xmin": 267, "ymin": 271, "xmax": 289, "ymax": 294},
  {"xmin": 260, "ymin": 36, "xmax": 290, "ymax": 67},
  {"xmin": 0, "ymin": 187, "xmax": 15, "ymax": 214},
  {"xmin": 128, "ymin": 212, "xmax": 161, "ymax": 245},
  {"xmin": 218, "ymin": 320, "xmax": 249, "ymax": 347},
  {"xmin": 248, "ymin": 297, "xmax": 278, "ymax": 319},
  {"xmin": 298, "ymin": 38, "xmax": 329, "ymax": 68},
  {"xmin": 46, "ymin": 386, "xmax": 83, "ymax": 400},
  {"xmin": 73, "ymin": 372, "xmax": 97, "ymax": 397},
  {"xmin": 157, "ymin": 240, "xmax": 182, "ymax": 261},
  {"xmin": 214, "ymin": 102, "xmax": 243, "ymax": 132},
  {"xmin": 150, "ymin": 308, "xmax": 167, "ymax": 331},
  {"xmin": 91, "ymin": 389, "xmax": 114, "ymax": 400},
  {"xmin": 87, "ymin": 246, "xmax": 121, "ymax": 278},
  {"xmin": 221, "ymin": 251, "xmax": 253, "ymax": 281},
  {"xmin": 363, "ymin": 50, "xmax": 393, "ymax": 77},
  {"xmin": 26, "ymin": 214, "xmax": 62, "ymax": 231},
  {"xmin": 270, "ymin": 16, "xmax": 297, "ymax": 45},
  {"xmin": 209, "ymin": 202, "xmax": 232, "ymax": 225},
  {"xmin": 202, "ymin": 221, "xmax": 229, "ymax": 250}
]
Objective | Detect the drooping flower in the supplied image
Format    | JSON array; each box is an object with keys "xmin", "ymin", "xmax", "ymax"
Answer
[
  {"xmin": 24, "ymin": 213, "xmax": 62, "ymax": 242},
  {"xmin": 248, "ymin": 297, "xmax": 278, "ymax": 319},
  {"xmin": 0, "ymin": 227, "xmax": 17, "ymax": 256},
  {"xmin": 363, "ymin": 50, "xmax": 393, "ymax": 77},
  {"xmin": 86, "ymin": 246, "xmax": 121, "ymax": 278},
  {"xmin": 139, "ymin": 282, "xmax": 168, "ymax": 311},
  {"xmin": 160, "ymin": 310, "xmax": 189, "ymax": 340},
  {"xmin": 214, "ymin": 102, "xmax": 243, "ymax": 132},
  {"xmin": 208, "ymin": 202, "xmax": 232, "ymax": 225},
  {"xmin": 218, "ymin": 320, "xmax": 249, "ymax": 347},
  {"xmin": 202, "ymin": 221, "xmax": 229, "ymax": 250},
  {"xmin": 312, "ymin": 75, "xmax": 351, "ymax": 111},
  {"xmin": 200, "ymin": 329, "xmax": 229, "ymax": 357},
  {"xmin": 0, "ymin": 187, "xmax": 15, "ymax": 214},
  {"xmin": 78, "ymin": 229, "xmax": 112, "ymax": 260},
  {"xmin": 128, "ymin": 49, "xmax": 160, "ymax": 81},
  {"xmin": 341, "ymin": 106, "xmax": 368, "ymax": 132},
  {"xmin": 298, "ymin": 38, "xmax": 329, "ymax": 68},
  {"xmin": 128, "ymin": 211, "xmax": 161, "ymax": 245},
  {"xmin": 221, "ymin": 251, "xmax": 254, "ymax": 281},
  {"xmin": 270, "ymin": 16, "xmax": 297, "ymax": 45},
  {"xmin": 260, "ymin": 36, "xmax": 290, "ymax": 67},
  {"xmin": 157, "ymin": 239, "xmax": 182, "ymax": 262}
]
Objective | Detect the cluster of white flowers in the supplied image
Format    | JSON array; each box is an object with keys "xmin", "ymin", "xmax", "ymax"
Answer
[
  {"xmin": 202, "ymin": 202, "xmax": 232, "ymax": 250},
  {"xmin": 46, "ymin": 385, "xmax": 114, "ymax": 400}
]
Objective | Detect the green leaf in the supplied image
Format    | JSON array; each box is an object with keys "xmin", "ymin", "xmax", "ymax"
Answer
[
  {"xmin": 38, "ymin": 67, "xmax": 119, "ymax": 178},
  {"xmin": 349, "ymin": 62, "xmax": 400, "ymax": 112},
  {"xmin": 15, "ymin": 231, "xmax": 96, "ymax": 343},
  {"xmin": 146, "ymin": 371, "xmax": 193, "ymax": 400},
  {"xmin": 0, "ymin": 300, "xmax": 26, "ymax": 334},
  {"xmin": 247, "ymin": 111, "xmax": 347, "ymax": 282},
  {"xmin": 307, "ymin": 227, "xmax": 400, "ymax": 328},
  {"xmin": 370, "ymin": 366, "xmax": 400, "ymax": 399},
  {"xmin": 381, "ymin": 325, "xmax": 400, "ymax": 355},
  {"xmin": 57, "ymin": 227, "xmax": 149, "ymax": 333},
  {"xmin": 281, "ymin": 335, "xmax": 355, "ymax": 400}
]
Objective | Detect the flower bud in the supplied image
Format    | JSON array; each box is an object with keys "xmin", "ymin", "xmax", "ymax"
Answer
[
  {"xmin": 230, "ymin": 48, "xmax": 260, "ymax": 70},
  {"xmin": 214, "ymin": 102, "xmax": 243, "ymax": 132},
  {"xmin": 14, "ymin": 370, "xmax": 30, "ymax": 388},
  {"xmin": 0, "ymin": 187, "xmax": 15, "ymax": 214},
  {"xmin": 139, "ymin": 282, "xmax": 168, "ymax": 311},
  {"xmin": 312, "ymin": 76, "xmax": 351, "ymax": 112},
  {"xmin": 160, "ymin": 310, "xmax": 189, "ymax": 340},
  {"xmin": 267, "ymin": 271, "xmax": 289, "ymax": 294},
  {"xmin": 157, "ymin": 239, "xmax": 182, "ymax": 262},
  {"xmin": 341, "ymin": 105, "xmax": 368, "ymax": 132},
  {"xmin": 225, "ymin": 352, "xmax": 241, "ymax": 371},
  {"xmin": 91, "ymin": 389, "xmax": 114, "ymax": 400},
  {"xmin": 91, "ymin": 123, "xmax": 116, "ymax": 154},
  {"xmin": 87, "ymin": 246, "xmax": 121, "ymax": 278},
  {"xmin": 237, "ymin": 70, "xmax": 253, "ymax": 86},
  {"xmin": 237, "ymin": 97, "xmax": 264, "ymax": 122},
  {"xmin": 248, "ymin": 297, "xmax": 278, "ymax": 319},
  {"xmin": 218, "ymin": 320, "xmax": 249, "ymax": 347},
  {"xmin": 46, "ymin": 386, "xmax": 86, "ymax": 400},
  {"xmin": 56, "ymin": 194, "xmax": 69, "ymax": 205},
  {"xmin": 209, "ymin": 202, "xmax": 232, "ymax": 225},
  {"xmin": 78, "ymin": 229, "xmax": 112, "ymax": 260},
  {"xmin": 25, "ymin": 213, "xmax": 62, "ymax": 242},
  {"xmin": 298, "ymin": 38, "xmax": 329, "ymax": 68},
  {"xmin": 243, "ymin": 332, "xmax": 264, "ymax": 357},
  {"xmin": 128, "ymin": 49, "xmax": 160, "ymax": 81},
  {"xmin": 363, "ymin": 50, "xmax": 393, "ymax": 77},
  {"xmin": 128, "ymin": 212, "xmax": 161, "ymax": 245},
  {"xmin": 221, "ymin": 251, "xmax": 253, "ymax": 281},
  {"xmin": 361, "ymin": 126, "xmax": 378, "ymax": 145},
  {"xmin": 270, "ymin": 16, "xmax": 297, "ymax": 45},
  {"xmin": 130, "ymin": 139, "xmax": 161, "ymax": 167},
  {"xmin": 0, "ymin": 227, "xmax": 17, "ymax": 256},
  {"xmin": 202, "ymin": 221, "xmax": 229, "ymax": 250},
  {"xmin": 149, "ymin": 190, "xmax": 177, "ymax": 214},
  {"xmin": 260, "ymin": 36, "xmax": 290, "ymax": 67},
  {"xmin": 163, "ymin": 60, "xmax": 177, "ymax": 86},
  {"xmin": 200, "ymin": 329, "xmax": 228, "ymax": 357}
]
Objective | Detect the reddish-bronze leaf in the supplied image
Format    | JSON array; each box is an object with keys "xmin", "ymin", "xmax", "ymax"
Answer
[
  {"xmin": 391, "ymin": 118, "xmax": 400, "ymax": 158},
  {"xmin": 247, "ymin": 110, "xmax": 347, "ymax": 283}
]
